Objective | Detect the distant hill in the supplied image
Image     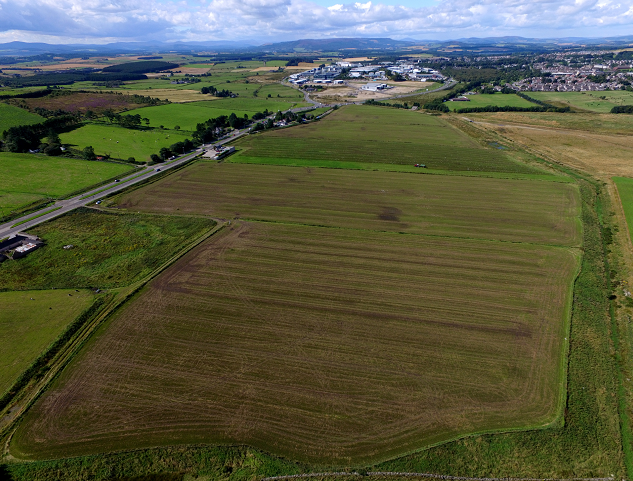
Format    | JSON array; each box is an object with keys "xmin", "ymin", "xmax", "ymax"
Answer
[
  {"xmin": 254, "ymin": 37, "xmax": 416, "ymax": 52},
  {"xmin": 2, "ymin": 35, "xmax": 633, "ymax": 57}
]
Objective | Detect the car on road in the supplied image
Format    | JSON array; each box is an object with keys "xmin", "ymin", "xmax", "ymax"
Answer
[
  {"xmin": 156, "ymin": 168, "xmax": 161, "ymax": 172},
  {"xmin": 95, "ymin": 200, "xmax": 102, "ymax": 205},
  {"xmin": 114, "ymin": 179, "xmax": 120, "ymax": 183}
]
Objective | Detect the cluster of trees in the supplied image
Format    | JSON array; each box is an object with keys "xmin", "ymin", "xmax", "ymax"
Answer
[
  {"xmin": 286, "ymin": 57, "xmax": 313, "ymax": 66},
  {"xmin": 364, "ymin": 99, "xmax": 419, "ymax": 109},
  {"xmin": 102, "ymin": 111, "xmax": 149, "ymax": 129},
  {"xmin": 2, "ymin": 114, "xmax": 80, "ymax": 153},
  {"xmin": 102, "ymin": 61, "xmax": 178, "ymax": 74},
  {"xmin": 151, "ymin": 139, "xmax": 196, "ymax": 163},
  {"xmin": 193, "ymin": 111, "xmax": 267, "ymax": 143},
  {"xmin": 1, "ymin": 72, "xmax": 147, "ymax": 88},
  {"xmin": 455, "ymin": 105, "xmax": 563, "ymax": 114},
  {"xmin": 200, "ymin": 86, "xmax": 235, "ymax": 97},
  {"xmin": 611, "ymin": 105, "xmax": 633, "ymax": 114},
  {"xmin": 386, "ymin": 70, "xmax": 405, "ymax": 82},
  {"xmin": 516, "ymin": 92, "xmax": 570, "ymax": 112}
]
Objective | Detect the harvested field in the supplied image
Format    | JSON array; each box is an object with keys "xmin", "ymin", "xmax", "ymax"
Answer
[
  {"xmin": 115, "ymin": 163, "xmax": 581, "ymax": 246},
  {"xmin": 472, "ymin": 119, "xmax": 633, "ymax": 178},
  {"xmin": 11, "ymin": 221, "xmax": 579, "ymax": 464},
  {"xmin": 234, "ymin": 105, "xmax": 543, "ymax": 173},
  {"xmin": 0, "ymin": 289, "xmax": 93, "ymax": 395}
]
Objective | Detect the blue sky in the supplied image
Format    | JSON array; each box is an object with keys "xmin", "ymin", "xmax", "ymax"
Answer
[{"xmin": 1, "ymin": 0, "xmax": 633, "ymax": 45}]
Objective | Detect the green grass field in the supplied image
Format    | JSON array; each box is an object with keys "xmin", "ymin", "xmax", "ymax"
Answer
[
  {"xmin": 190, "ymin": 98, "xmax": 306, "ymax": 112},
  {"xmin": 448, "ymin": 93, "xmax": 535, "ymax": 111},
  {"xmin": 131, "ymin": 98, "xmax": 309, "ymax": 131},
  {"xmin": 0, "ymin": 152, "xmax": 133, "ymax": 215},
  {"xmin": 0, "ymin": 208, "xmax": 214, "ymax": 291},
  {"xmin": 59, "ymin": 123, "xmax": 191, "ymax": 161},
  {"xmin": 0, "ymin": 103, "xmax": 44, "ymax": 133},
  {"xmin": 130, "ymin": 101, "xmax": 298, "ymax": 132},
  {"xmin": 233, "ymin": 105, "xmax": 544, "ymax": 173},
  {"xmin": 0, "ymin": 289, "xmax": 94, "ymax": 396},
  {"xmin": 529, "ymin": 91, "xmax": 633, "ymax": 113}
]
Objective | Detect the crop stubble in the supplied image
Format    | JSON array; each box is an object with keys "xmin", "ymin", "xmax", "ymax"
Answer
[
  {"xmin": 116, "ymin": 163, "xmax": 581, "ymax": 246},
  {"xmin": 13, "ymin": 210, "xmax": 579, "ymax": 463}
]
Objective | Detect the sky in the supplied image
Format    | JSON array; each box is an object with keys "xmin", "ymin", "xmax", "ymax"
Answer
[{"xmin": 1, "ymin": 0, "xmax": 633, "ymax": 45}]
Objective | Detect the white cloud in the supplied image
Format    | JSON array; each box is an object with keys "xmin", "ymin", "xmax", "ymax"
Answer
[{"xmin": 1, "ymin": 0, "xmax": 633, "ymax": 43}]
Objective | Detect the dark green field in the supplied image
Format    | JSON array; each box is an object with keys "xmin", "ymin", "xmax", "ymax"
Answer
[{"xmin": 233, "ymin": 105, "xmax": 543, "ymax": 173}]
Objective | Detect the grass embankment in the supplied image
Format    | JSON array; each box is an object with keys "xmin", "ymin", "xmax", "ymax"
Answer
[
  {"xmin": 0, "ymin": 208, "xmax": 214, "ymax": 291},
  {"xmin": 60, "ymin": 124, "xmax": 191, "ymax": 162},
  {"xmin": 0, "ymin": 152, "xmax": 132, "ymax": 216},
  {"xmin": 233, "ymin": 105, "xmax": 544, "ymax": 174},
  {"xmin": 614, "ymin": 177, "xmax": 633, "ymax": 241},
  {"xmin": 0, "ymin": 289, "xmax": 93, "ymax": 395}
]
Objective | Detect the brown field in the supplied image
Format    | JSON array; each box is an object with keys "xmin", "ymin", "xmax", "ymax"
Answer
[
  {"xmin": 466, "ymin": 116, "xmax": 633, "ymax": 178},
  {"xmin": 313, "ymin": 81, "xmax": 434, "ymax": 102},
  {"xmin": 14, "ymin": 92, "xmax": 149, "ymax": 114},
  {"xmin": 103, "ymin": 88, "xmax": 206, "ymax": 103},
  {"xmin": 11, "ymin": 221, "xmax": 579, "ymax": 464},
  {"xmin": 114, "ymin": 163, "xmax": 581, "ymax": 246}
]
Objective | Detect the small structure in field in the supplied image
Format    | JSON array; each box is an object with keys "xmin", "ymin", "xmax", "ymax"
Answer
[
  {"xmin": 203, "ymin": 146, "xmax": 235, "ymax": 160},
  {"xmin": 0, "ymin": 234, "xmax": 43, "ymax": 260}
]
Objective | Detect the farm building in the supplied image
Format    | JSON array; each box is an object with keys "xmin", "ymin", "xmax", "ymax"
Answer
[
  {"xmin": 0, "ymin": 234, "xmax": 43, "ymax": 260},
  {"xmin": 361, "ymin": 83, "xmax": 389, "ymax": 91},
  {"xmin": 203, "ymin": 146, "xmax": 235, "ymax": 160}
]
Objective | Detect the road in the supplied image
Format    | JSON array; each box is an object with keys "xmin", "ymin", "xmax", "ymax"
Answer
[
  {"xmin": 0, "ymin": 80, "xmax": 456, "ymax": 240},
  {"xmin": 0, "ymin": 134, "xmax": 243, "ymax": 240}
]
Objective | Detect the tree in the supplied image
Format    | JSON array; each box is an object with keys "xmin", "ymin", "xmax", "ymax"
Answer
[
  {"xmin": 150, "ymin": 153, "xmax": 162, "ymax": 163},
  {"xmin": 127, "ymin": 157, "xmax": 136, "ymax": 162},
  {"xmin": 103, "ymin": 109, "xmax": 116, "ymax": 123},
  {"xmin": 159, "ymin": 147, "xmax": 172, "ymax": 161},
  {"xmin": 82, "ymin": 146, "xmax": 96, "ymax": 160},
  {"xmin": 174, "ymin": 125, "xmax": 180, "ymax": 130}
]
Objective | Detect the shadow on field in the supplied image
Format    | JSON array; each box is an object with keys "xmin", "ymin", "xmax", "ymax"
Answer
[{"xmin": 0, "ymin": 465, "xmax": 13, "ymax": 481}]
